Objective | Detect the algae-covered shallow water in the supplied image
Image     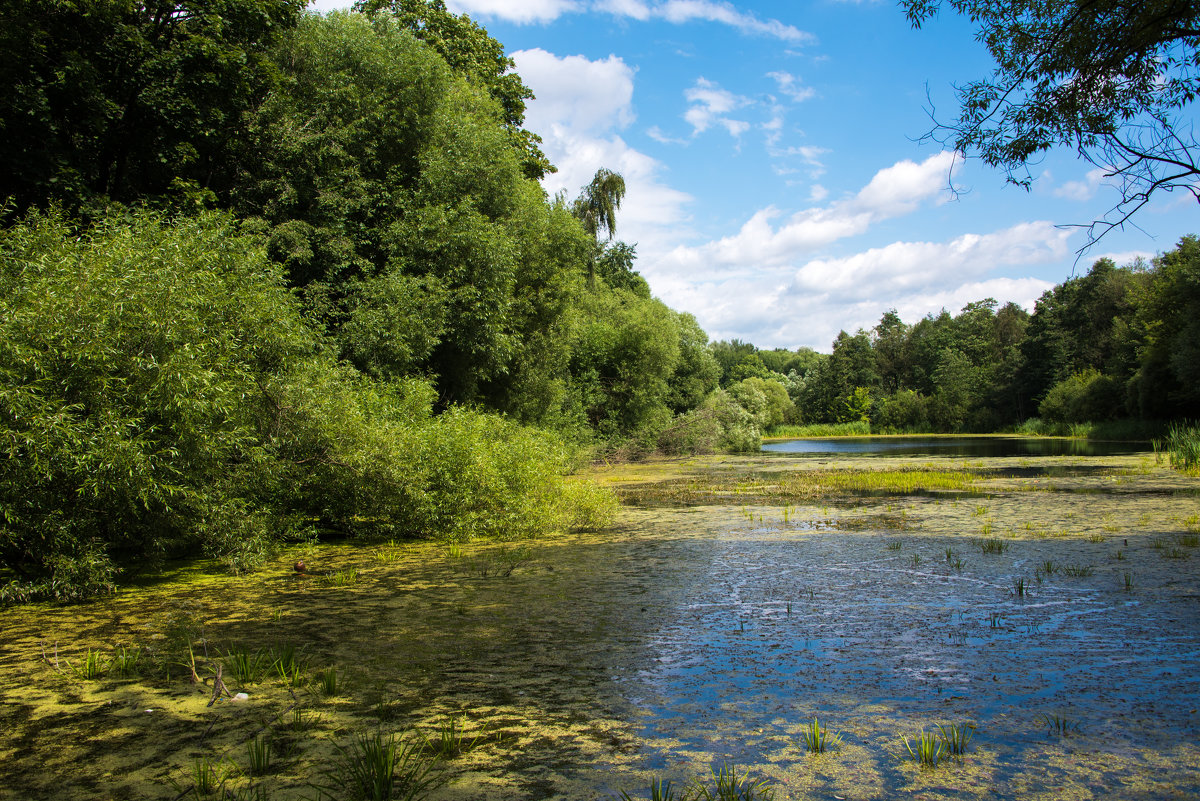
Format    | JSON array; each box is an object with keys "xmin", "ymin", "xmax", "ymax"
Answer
[{"xmin": 1, "ymin": 446, "xmax": 1198, "ymax": 800}]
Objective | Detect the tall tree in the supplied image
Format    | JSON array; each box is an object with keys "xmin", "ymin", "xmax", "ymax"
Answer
[
  {"xmin": 903, "ymin": 0, "xmax": 1200, "ymax": 248},
  {"xmin": 572, "ymin": 168, "xmax": 627, "ymax": 242},
  {"xmin": 0, "ymin": 0, "xmax": 303, "ymax": 215},
  {"xmin": 354, "ymin": 0, "xmax": 553, "ymax": 179}
]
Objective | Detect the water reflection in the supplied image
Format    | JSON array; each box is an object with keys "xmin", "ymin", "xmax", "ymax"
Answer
[{"xmin": 762, "ymin": 436, "xmax": 1150, "ymax": 457}]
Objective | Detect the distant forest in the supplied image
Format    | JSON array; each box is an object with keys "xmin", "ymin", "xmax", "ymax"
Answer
[
  {"xmin": 714, "ymin": 242, "xmax": 1200, "ymax": 434},
  {"xmin": 0, "ymin": 0, "xmax": 1197, "ymax": 600}
]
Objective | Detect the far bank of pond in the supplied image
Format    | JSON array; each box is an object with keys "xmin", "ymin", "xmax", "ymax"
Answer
[{"xmin": 0, "ymin": 438, "xmax": 1197, "ymax": 800}]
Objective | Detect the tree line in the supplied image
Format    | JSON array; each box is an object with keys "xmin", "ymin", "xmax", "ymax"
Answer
[{"xmin": 709, "ymin": 241, "xmax": 1200, "ymax": 433}]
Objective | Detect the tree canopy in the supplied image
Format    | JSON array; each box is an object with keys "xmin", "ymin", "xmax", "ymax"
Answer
[{"xmin": 903, "ymin": 0, "xmax": 1200, "ymax": 246}]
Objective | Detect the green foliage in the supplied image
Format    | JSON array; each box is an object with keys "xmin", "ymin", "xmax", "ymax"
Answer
[
  {"xmin": 903, "ymin": 0, "xmax": 1199, "ymax": 240},
  {"xmin": 0, "ymin": 209, "xmax": 616, "ymax": 599},
  {"xmin": 1038, "ymin": 369, "xmax": 1123, "ymax": 424},
  {"xmin": 1156, "ymin": 422, "xmax": 1200, "ymax": 473},
  {"xmin": 0, "ymin": 0, "xmax": 304, "ymax": 215},
  {"xmin": 316, "ymin": 731, "xmax": 445, "ymax": 801}
]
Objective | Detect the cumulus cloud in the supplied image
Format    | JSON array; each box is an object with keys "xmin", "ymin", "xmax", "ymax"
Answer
[
  {"xmin": 514, "ymin": 49, "xmax": 693, "ymax": 251},
  {"xmin": 639, "ymin": 152, "xmax": 1070, "ymax": 350},
  {"xmin": 513, "ymin": 49, "xmax": 635, "ymax": 134}
]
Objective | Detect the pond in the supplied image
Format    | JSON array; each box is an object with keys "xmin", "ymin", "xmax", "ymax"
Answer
[
  {"xmin": 1, "ymin": 450, "xmax": 1198, "ymax": 800},
  {"xmin": 762, "ymin": 435, "xmax": 1152, "ymax": 457}
]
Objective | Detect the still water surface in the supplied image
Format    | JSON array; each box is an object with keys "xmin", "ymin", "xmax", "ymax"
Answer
[{"xmin": 762, "ymin": 436, "xmax": 1151, "ymax": 457}]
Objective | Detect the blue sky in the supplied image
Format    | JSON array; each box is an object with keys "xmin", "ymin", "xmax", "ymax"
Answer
[{"xmin": 311, "ymin": 0, "xmax": 1199, "ymax": 352}]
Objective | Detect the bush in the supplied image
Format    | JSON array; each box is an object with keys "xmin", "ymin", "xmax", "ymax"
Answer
[
  {"xmin": 0, "ymin": 210, "xmax": 614, "ymax": 600},
  {"xmin": 1039, "ymin": 369, "xmax": 1124, "ymax": 424}
]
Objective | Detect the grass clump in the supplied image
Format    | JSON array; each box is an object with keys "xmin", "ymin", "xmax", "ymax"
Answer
[
  {"xmin": 902, "ymin": 731, "xmax": 945, "ymax": 767},
  {"xmin": 937, "ymin": 723, "xmax": 974, "ymax": 755},
  {"xmin": 799, "ymin": 717, "xmax": 842, "ymax": 754},
  {"xmin": 315, "ymin": 732, "xmax": 445, "ymax": 801},
  {"xmin": 619, "ymin": 778, "xmax": 680, "ymax": 801},
  {"xmin": 246, "ymin": 734, "xmax": 272, "ymax": 776},
  {"xmin": 766, "ymin": 421, "xmax": 870, "ymax": 438},
  {"xmin": 1155, "ymin": 422, "xmax": 1200, "ymax": 473},
  {"xmin": 1037, "ymin": 712, "xmax": 1080, "ymax": 736},
  {"xmin": 980, "ymin": 538, "xmax": 1010, "ymax": 554},
  {"xmin": 420, "ymin": 716, "xmax": 484, "ymax": 759},
  {"xmin": 689, "ymin": 763, "xmax": 774, "ymax": 801},
  {"xmin": 66, "ymin": 649, "xmax": 108, "ymax": 680}
]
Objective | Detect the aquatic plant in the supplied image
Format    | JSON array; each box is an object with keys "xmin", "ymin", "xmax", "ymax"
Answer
[
  {"xmin": 318, "ymin": 666, "xmax": 340, "ymax": 697},
  {"xmin": 618, "ymin": 778, "xmax": 678, "ymax": 801},
  {"xmin": 951, "ymin": 557, "xmax": 965, "ymax": 571},
  {"xmin": 315, "ymin": 732, "xmax": 445, "ymax": 801},
  {"xmin": 1176, "ymin": 533, "xmax": 1200, "ymax": 548},
  {"xmin": 688, "ymin": 763, "xmax": 774, "ymax": 801},
  {"xmin": 1059, "ymin": 564, "xmax": 1095, "ymax": 577},
  {"xmin": 1012, "ymin": 577, "xmax": 1027, "ymax": 597},
  {"xmin": 944, "ymin": 547, "xmax": 954, "ymax": 562},
  {"xmin": 66, "ymin": 649, "xmax": 108, "ymax": 680},
  {"xmin": 910, "ymin": 554, "xmax": 921, "ymax": 567},
  {"xmin": 1114, "ymin": 549, "xmax": 1125, "ymax": 560},
  {"xmin": 799, "ymin": 717, "xmax": 841, "ymax": 754},
  {"xmin": 285, "ymin": 707, "xmax": 320, "ymax": 732},
  {"xmin": 224, "ymin": 646, "xmax": 271, "ymax": 686},
  {"xmin": 1154, "ymin": 422, "xmax": 1200, "ymax": 473},
  {"xmin": 980, "ymin": 538, "xmax": 1009, "ymax": 554},
  {"xmin": 1163, "ymin": 547, "xmax": 1189, "ymax": 559},
  {"xmin": 247, "ymin": 734, "xmax": 272, "ymax": 776},
  {"xmin": 421, "ymin": 716, "xmax": 485, "ymax": 759},
  {"xmin": 190, "ymin": 757, "xmax": 232, "ymax": 797},
  {"xmin": 272, "ymin": 645, "xmax": 307, "ymax": 686},
  {"xmin": 1087, "ymin": 534, "xmax": 1106, "ymax": 543},
  {"xmin": 1037, "ymin": 712, "xmax": 1080, "ymax": 736},
  {"xmin": 320, "ymin": 569, "xmax": 360, "ymax": 587},
  {"xmin": 887, "ymin": 540, "xmax": 903, "ymax": 551},
  {"xmin": 109, "ymin": 646, "xmax": 143, "ymax": 677},
  {"xmin": 902, "ymin": 731, "xmax": 945, "ymax": 767},
  {"xmin": 989, "ymin": 613, "xmax": 1004, "ymax": 628},
  {"xmin": 1040, "ymin": 560, "xmax": 1056, "ymax": 575},
  {"xmin": 937, "ymin": 723, "xmax": 974, "ymax": 755},
  {"xmin": 1123, "ymin": 571, "xmax": 1134, "ymax": 592}
]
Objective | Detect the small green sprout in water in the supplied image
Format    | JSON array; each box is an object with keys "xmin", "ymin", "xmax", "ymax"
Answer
[
  {"xmin": 951, "ymin": 557, "xmax": 964, "ymax": 572},
  {"xmin": 109, "ymin": 646, "xmax": 143, "ymax": 677},
  {"xmin": 1041, "ymin": 560, "xmax": 1056, "ymax": 576},
  {"xmin": 224, "ymin": 646, "xmax": 270, "ymax": 686},
  {"xmin": 66, "ymin": 648, "xmax": 108, "ymax": 680},
  {"xmin": 269, "ymin": 607, "xmax": 284, "ymax": 622},
  {"xmin": 887, "ymin": 540, "xmax": 903, "ymax": 551},
  {"xmin": 979, "ymin": 522, "xmax": 995, "ymax": 537},
  {"xmin": 247, "ymin": 733, "xmax": 271, "ymax": 776},
  {"xmin": 989, "ymin": 613, "xmax": 1004, "ymax": 629},
  {"xmin": 421, "ymin": 716, "xmax": 485, "ymax": 759},
  {"xmin": 689, "ymin": 762, "xmax": 775, "ymax": 801},
  {"xmin": 1012, "ymin": 577, "xmax": 1027, "ymax": 597},
  {"xmin": 317, "ymin": 666, "xmax": 340, "ymax": 697},
  {"xmin": 1151, "ymin": 537, "xmax": 1166, "ymax": 549},
  {"xmin": 799, "ymin": 717, "xmax": 842, "ymax": 754},
  {"xmin": 910, "ymin": 554, "xmax": 921, "ymax": 567},
  {"xmin": 1087, "ymin": 534, "xmax": 1107, "ymax": 543},
  {"xmin": 937, "ymin": 722, "xmax": 974, "ymax": 756},
  {"xmin": 315, "ymin": 731, "xmax": 445, "ymax": 801},
  {"xmin": 1059, "ymin": 564, "xmax": 1095, "ymax": 577},
  {"xmin": 972, "ymin": 505, "xmax": 988, "ymax": 517},
  {"xmin": 944, "ymin": 547, "xmax": 954, "ymax": 562},
  {"xmin": 1123, "ymin": 571, "xmax": 1134, "ymax": 592},
  {"xmin": 1176, "ymin": 532, "xmax": 1200, "ymax": 548},
  {"xmin": 189, "ymin": 757, "xmax": 232, "ymax": 798},
  {"xmin": 902, "ymin": 731, "xmax": 945, "ymax": 767},
  {"xmin": 1037, "ymin": 712, "xmax": 1080, "ymax": 736},
  {"xmin": 980, "ymin": 538, "xmax": 1009, "ymax": 554},
  {"xmin": 1163, "ymin": 547, "xmax": 1189, "ymax": 560}
]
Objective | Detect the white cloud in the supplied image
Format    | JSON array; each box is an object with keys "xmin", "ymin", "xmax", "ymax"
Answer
[
  {"xmin": 514, "ymin": 49, "xmax": 693, "ymax": 251},
  {"xmin": 513, "ymin": 49, "xmax": 635, "ymax": 134},
  {"xmin": 636, "ymin": 153, "xmax": 1070, "ymax": 350},
  {"xmin": 682, "ymin": 77, "xmax": 749, "ymax": 137},
  {"xmin": 657, "ymin": 0, "xmax": 814, "ymax": 42},
  {"xmin": 1054, "ymin": 167, "xmax": 1109, "ymax": 201},
  {"xmin": 1093, "ymin": 249, "xmax": 1154, "ymax": 267},
  {"xmin": 766, "ymin": 71, "xmax": 816, "ymax": 103},
  {"xmin": 445, "ymin": 0, "xmax": 581, "ymax": 23},
  {"xmin": 594, "ymin": 0, "xmax": 652, "ymax": 18}
]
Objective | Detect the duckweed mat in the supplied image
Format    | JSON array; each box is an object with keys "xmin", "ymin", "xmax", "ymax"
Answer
[{"xmin": 1, "ymin": 450, "xmax": 1197, "ymax": 799}]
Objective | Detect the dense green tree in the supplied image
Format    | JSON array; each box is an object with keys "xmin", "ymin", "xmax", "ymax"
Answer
[
  {"xmin": 904, "ymin": 0, "xmax": 1200, "ymax": 244},
  {"xmin": 354, "ymin": 0, "xmax": 552, "ymax": 179},
  {"xmin": 1132, "ymin": 235, "xmax": 1200, "ymax": 417},
  {"xmin": 0, "ymin": 0, "xmax": 304, "ymax": 215}
]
